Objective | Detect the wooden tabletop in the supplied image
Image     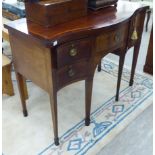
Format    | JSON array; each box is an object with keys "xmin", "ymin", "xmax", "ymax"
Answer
[{"xmin": 5, "ymin": 1, "xmax": 148, "ymax": 42}]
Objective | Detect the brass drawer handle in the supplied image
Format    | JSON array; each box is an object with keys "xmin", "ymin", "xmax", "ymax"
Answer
[
  {"xmin": 131, "ymin": 29, "xmax": 138, "ymax": 40},
  {"xmin": 68, "ymin": 67, "xmax": 75, "ymax": 77},
  {"xmin": 131, "ymin": 18, "xmax": 138, "ymax": 41},
  {"xmin": 69, "ymin": 44, "xmax": 77, "ymax": 57}
]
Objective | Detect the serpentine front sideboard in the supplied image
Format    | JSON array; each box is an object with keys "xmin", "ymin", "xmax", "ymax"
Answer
[{"xmin": 5, "ymin": 1, "xmax": 149, "ymax": 145}]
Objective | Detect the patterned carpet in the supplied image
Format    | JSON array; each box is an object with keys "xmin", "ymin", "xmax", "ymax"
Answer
[
  {"xmin": 39, "ymin": 59, "xmax": 152, "ymax": 155},
  {"xmin": 2, "ymin": 58, "xmax": 153, "ymax": 155}
]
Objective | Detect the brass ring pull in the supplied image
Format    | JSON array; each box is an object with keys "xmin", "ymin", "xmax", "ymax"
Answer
[
  {"xmin": 68, "ymin": 67, "xmax": 75, "ymax": 77},
  {"xmin": 69, "ymin": 48, "xmax": 77, "ymax": 57}
]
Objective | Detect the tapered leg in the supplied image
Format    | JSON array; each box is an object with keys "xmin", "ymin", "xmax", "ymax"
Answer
[
  {"xmin": 2, "ymin": 38, "xmax": 4, "ymax": 53},
  {"xmin": 49, "ymin": 91, "xmax": 59, "ymax": 146},
  {"xmin": 146, "ymin": 10, "xmax": 151, "ymax": 32},
  {"xmin": 129, "ymin": 43, "xmax": 141, "ymax": 86},
  {"xmin": 15, "ymin": 72, "xmax": 28, "ymax": 116},
  {"xmin": 115, "ymin": 53, "xmax": 126, "ymax": 101},
  {"xmin": 85, "ymin": 77, "xmax": 93, "ymax": 126},
  {"xmin": 23, "ymin": 78, "xmax": 28, "ymax": 100},
  {"xmin": 98, "ymin": 60, "xmax": 102, "ymax": 72}
]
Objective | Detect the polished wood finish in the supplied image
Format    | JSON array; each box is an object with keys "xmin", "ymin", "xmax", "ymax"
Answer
[
  {"xmin": 5, "ymin": 1, "xmax": 148, "ymax": 145},
  {"xmin": 24, "ymin": 0, "xmax": 87, "ymax": 27},
  {"xmin": 5, "ymin": 2, "xmax": 147, "ymax": 44},
  {"xmin": 144, "ymin": 26, "xmax": 153, "ymax": 75}
]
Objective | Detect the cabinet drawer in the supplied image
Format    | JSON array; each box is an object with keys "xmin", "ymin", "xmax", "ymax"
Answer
[
  {"xmin": 96, "ymin": 24, "xmax": 128, "ymax": 53},
  {"xmin": 57, "ymin": 61, "xmax": 88, "ymax": 89},
  {"xmin": 56, "ymin": 38, "xmax": 92, "ymax": 68}
]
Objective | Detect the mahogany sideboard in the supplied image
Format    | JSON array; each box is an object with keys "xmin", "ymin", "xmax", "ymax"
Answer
[{"xmin": 5, "ymin": 1, "xmax": 148, "ymax": 145}]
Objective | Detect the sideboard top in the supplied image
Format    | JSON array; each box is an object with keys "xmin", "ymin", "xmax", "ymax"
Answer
[{"xmin": 5, "ymin": 1, "xmax": 148, "ymax": 43}]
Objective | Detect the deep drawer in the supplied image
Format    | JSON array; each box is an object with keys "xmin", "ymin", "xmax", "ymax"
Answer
[{"xmin": 56, "ymin": 61, "xmax": 89, "ymax": 89}]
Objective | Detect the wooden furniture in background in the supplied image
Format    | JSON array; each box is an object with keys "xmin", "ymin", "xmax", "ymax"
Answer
[
  {"xmin": 5, "ymin": 1, "xmax": 148, "ymax": 145},
  {"xmin": 2, "ymin": 20, "xmax": 14, "ymax": 96},
  {"xmin": 2, "ymin": 51, "xmax": 28, "ymax": 98},
  {"xmin": 144, "ymin": 26, "xmax": 153, "ymax": 74},
  {"xmin": 2, "ymin": 54, "xmax": 14, "ymax": 96},
  {"xmin": 2, "ymin": 18, "xmax": 28, "ymax": 99}
]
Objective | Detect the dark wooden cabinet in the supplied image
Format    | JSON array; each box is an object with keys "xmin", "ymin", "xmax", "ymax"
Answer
[
  {"xmin": 144, "ymin": 26, "xmax": 153, "ymax": 75},
  {"xmin": 5, "ymin": 1, "xmax": 148, "ymax": 146}
]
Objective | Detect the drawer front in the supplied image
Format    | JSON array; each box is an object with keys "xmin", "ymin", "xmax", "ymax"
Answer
[
  {"xmin": 56, "ymin": 38, "xmax": 92, "ymax": 68},
  {"xmin": 96, "ymin": 23, "xmax": 128, "ymax": 53},
  {"xmin": 57, "ymin": 61, "xmax": 89, "ymax": 89}
]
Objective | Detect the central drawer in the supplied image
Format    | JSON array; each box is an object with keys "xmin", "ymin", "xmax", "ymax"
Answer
[
  {"xmin": 96, "ymin": 23, "xmax": 129, "ymax": 53},
  {"xmin": 56, "ymin": 38, "xmax": 92, "ymax": 68}
]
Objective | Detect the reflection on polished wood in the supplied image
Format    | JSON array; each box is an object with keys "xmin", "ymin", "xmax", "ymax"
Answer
[{"xmin": 5, "ymin": 1, "xmax": 148, "ymax": 145}]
